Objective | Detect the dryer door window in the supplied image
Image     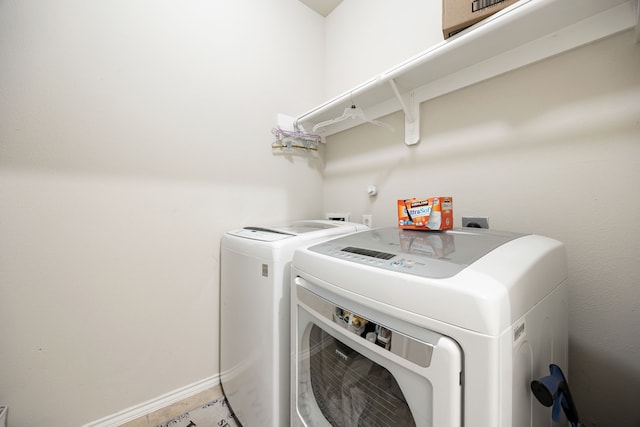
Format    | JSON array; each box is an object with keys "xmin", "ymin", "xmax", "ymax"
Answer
[
  {"xmin": 308, "ymin": 324, "xmax": 416, "ymax": 426},
  {"xmin": 294, "ymin": 285, "xmax": 463, "ymax": 427}
]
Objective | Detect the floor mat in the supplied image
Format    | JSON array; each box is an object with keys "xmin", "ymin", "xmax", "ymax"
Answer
[{"xmin": 155, "ymin": 396, "xmax": 240, "ymax": 427}]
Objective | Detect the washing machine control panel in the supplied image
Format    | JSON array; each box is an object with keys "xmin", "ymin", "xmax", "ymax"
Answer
[
  {"xmin": 317, "ymin": 242, "xmax": 465, "ymax": 278},
  {"xmin": 309, "ymin": 227, "xmax": 524, "ymax": 279}
]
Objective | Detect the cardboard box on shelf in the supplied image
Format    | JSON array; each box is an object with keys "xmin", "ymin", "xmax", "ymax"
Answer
[
  {"xmin": 397, "ymin": 197, "xmax": 453, "ymax": 231},
  {"xmin": 442, "ymin": 0, "xmax": 520, "ymax": 39}
]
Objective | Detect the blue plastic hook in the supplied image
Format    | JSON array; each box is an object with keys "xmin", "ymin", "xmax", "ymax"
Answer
[{"xmin": 531, "ymin": 364, "xmax": 580, "ymax": 426}]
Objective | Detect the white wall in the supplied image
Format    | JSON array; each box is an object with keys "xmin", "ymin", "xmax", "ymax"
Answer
[
  {"xmin": 0, "ymin": 1, "xmax": 325, "ymax": 425},
  {"xmin": 2, "ymin": 1, "xmax": 638, "ymax": 425},
  {"xmin": 324, "ymin": 0, "xmax": 443, "ymax": 99},
  {"xmin": 322, "ymin": 28, "xmax": 640, "ymax": 426}
]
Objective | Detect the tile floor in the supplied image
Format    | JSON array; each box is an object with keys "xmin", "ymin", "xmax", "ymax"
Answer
[
  {"xmin": 154, "ymin": 396, "xmax": 239, "ymax": 427},
  {"xmin": 119, "ymin": 386, "xmax": 240, "ymax": 427}
]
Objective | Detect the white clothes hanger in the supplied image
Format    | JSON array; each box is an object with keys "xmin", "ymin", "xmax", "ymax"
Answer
[{"xmin": 312, "ymin": 104, "xmax": 394, "ymax": 133}]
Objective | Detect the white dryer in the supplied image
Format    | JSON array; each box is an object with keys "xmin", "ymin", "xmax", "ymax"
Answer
[
  {"xmin": 220, "ymin": 220, "xmax": 368, "ymax": 427},
  {"xmin": 291, "ymin": 227, "xmax": 568, "ymax": 427}
]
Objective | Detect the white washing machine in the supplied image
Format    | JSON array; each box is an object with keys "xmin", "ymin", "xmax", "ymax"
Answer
[
  {"xmin": 220, "ymin": 220, "xmax": 368, "ymax": 427},
  {"xmin": 291, "ymin": 227, "xmax": 569, "ymax": 427}
]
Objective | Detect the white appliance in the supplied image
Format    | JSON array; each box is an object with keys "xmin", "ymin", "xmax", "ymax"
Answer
[
  {"xmin": 220, "ymin": 220, "xmax": 368, "ymax": 427},
  {"xmin": 291, "ymin": 227, "xmax": 568, "ymax": 427}
]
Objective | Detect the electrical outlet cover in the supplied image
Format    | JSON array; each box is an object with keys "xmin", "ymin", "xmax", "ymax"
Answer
[
  {"xmin": 325, "ymin": 212, "xmax": 351, "ymax": 222},
  {"xmin": 462, "ymin": 216, "xmax": 489, "ymax": 229}
]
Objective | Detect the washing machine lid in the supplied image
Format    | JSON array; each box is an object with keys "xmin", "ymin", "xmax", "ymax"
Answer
[
  {"xmin": 270, "ymin": 221, "xmax": 338, "ymax": 235},
  {"xmin": 308, "ymin": 227, "xmax": 526, "ymax": 279},
  {"xmin": 226, "ymin": 227, "xmax": 295, "ymax": 242},
  {"xmin": 226, "ymin": 220, "xmax": 361, "ymax": 242}
]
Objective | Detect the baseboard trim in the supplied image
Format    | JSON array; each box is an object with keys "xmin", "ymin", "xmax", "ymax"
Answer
[{"xmin": 82, "ymin": 375, "xmax": 220, "ymax": 427}]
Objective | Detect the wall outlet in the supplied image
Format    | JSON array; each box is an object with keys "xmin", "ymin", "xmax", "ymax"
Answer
[
  {"xmin": 326, "ymin": 212, "xmax": 351, "ymax": 222},
  {"xmin": 362, "ymin": 214, "xmax": 373, "ymax": 227},
  {"xmin": 462, "ymin": 216, "xmax": 490, "ymax": 229}
]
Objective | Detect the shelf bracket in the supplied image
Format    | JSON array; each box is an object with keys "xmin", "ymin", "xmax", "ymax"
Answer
[{"xmin": 389, "ymin": 79, "xmax": 420, "ymax": 145}]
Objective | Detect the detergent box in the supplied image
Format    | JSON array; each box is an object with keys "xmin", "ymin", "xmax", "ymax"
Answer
[{"xmin": 397, "ymin": 197, "xmax": 453, "ymax": 230}]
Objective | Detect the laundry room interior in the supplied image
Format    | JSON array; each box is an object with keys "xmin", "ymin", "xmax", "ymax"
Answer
[{"xmin": 1, "ymin": 0, "xmax": 639, "ymax": 426}]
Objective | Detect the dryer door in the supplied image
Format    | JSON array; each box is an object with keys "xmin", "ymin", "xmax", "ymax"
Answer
[{"xmin": 293, "ymin": 281, "xmax": 463, "ymax": 427}]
